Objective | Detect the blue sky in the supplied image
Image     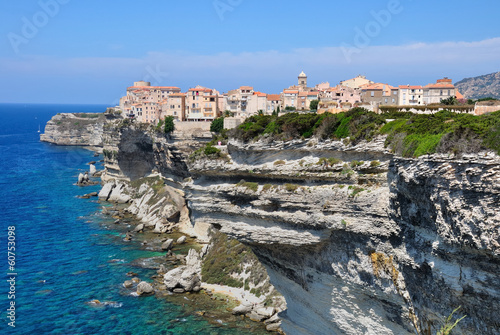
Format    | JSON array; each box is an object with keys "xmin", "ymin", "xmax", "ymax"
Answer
[{"xmin": 0, "ymin": 0, "xmax": 499, "ymax": 104}]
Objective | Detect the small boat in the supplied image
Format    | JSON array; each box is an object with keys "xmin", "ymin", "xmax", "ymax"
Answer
[{"xmin": 38, "ymin": 124, "xmax": 41, "ymax": 133}]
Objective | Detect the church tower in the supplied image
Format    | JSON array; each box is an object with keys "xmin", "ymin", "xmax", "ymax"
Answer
[{"xmin": 298, "ymin": 71, "xmax": 307, "ymax": 89}]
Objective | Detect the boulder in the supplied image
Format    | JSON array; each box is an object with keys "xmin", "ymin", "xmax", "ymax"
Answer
[
  {"xmin": 123, "ymin": 280, "xmax": 134, "ymax": 288},
  {"xmin": 176, "ymin": 236, "xmax": 187, "ymax": 244},
  {"xmin": 256, "ymin": 307, "xmax": 275, "ymax": 319},
  {"xmin": 232, "ymin": 303, "xmax": 253, "ymax": 315},
  {"xmin": 161, "ymin": 239, "xmax": 174, "ymax": 251},
  {"xmin": 98, "ymin": 182, "xmax": 115, "ymax": 201},
  {"xmin": 136, "ymin": 281, "xmax": 154, "ymax": 295},
  {"xmin": 133, "ymin": 224, "xmax": 145, "ymax": 233},
  {"xmin": 264, "ymin": 313, "xmax": 280, "ymax": 325},
  {"xmin": 247, "ymin": 311, "xmax": 267, "ymax": 322},
  {"xmin": 163, "ymin": 266, "xmax": 201, "ymax": 292},
  {"xmin": 89, "ymin": 164, "xmax": 97, "ymax": 176},
  {"xmin": 266, "ymin": 322, "xmax": 281, "ymax": 332}
]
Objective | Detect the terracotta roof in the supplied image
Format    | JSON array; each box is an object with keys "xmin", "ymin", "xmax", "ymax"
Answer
[
  {"xmin": 169, "ymin": 93, "xmax": 185, "ymax": 97},
  {"xmin": 425, "ymin": 83, "xmax": 454, "ymax": 89},
  {"xmin": 188, "ymin": 87, "xmax": 212, "ymax": 92},
  {"xmin": 240, "ymin": 86, "xmax": 254, "ymax": 90},
  {"xmin": 456, "ymin": 90, "xmax": 464, "ymax": 99},
  {"xmin": 283, "ymin": 90, "xmax": 299, "ymax": 94},
  {"xmin": 267, "ymin": 94, "xmax": 281, "ymax": 101},
  {"xmin": 398, "ymin": 85, "xmax": 423, "ymax": 89},
  {"xmin": 254, "ymin": 92, "xmax": 267, "ymax": 97}
]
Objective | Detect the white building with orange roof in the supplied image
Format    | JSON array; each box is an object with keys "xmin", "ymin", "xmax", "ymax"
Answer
[
  {"xmin": 247, "ymin": 91, "xmax": 268, "ymax": 115},
  {"xmin": 422, "ymin": 78, "xmax": 456, "ymax": 104},
  {"xmin": 282, "ymin": 89, "xmax": 299, "ymax": 110},
  {"xmin": 266, "ymin": 94, "xmax": 282, "ymax": 114},
  {"xmin": 185, "ymin": 85, "xmax": 219, "ymax": 121},
  {"xmin": 398, "ymin": 85, "xmax": 424, "ymax": 105}
]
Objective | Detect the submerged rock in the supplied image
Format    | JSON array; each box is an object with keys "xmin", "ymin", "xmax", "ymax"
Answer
[
  {"xmin": 136, "ymin": 281, "xmax": 154, "ymax": 296},
  {"xmin": 176, "ymin": 236, "xmax": 187, "ymax": 244},
  {"xmin": 161, "ymin": 239, "xmax": 174, "ymax": 251}
]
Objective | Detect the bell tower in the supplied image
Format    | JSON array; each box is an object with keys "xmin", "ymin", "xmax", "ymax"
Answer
[{"xmin": 298, "ymin": 71, "xmax": 307, "ymax": 89}]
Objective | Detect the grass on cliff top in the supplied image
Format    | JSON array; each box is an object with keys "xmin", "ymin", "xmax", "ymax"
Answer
[{"xmin": 229, "ymin": 108, "xmax": 500, "ymax": 157}]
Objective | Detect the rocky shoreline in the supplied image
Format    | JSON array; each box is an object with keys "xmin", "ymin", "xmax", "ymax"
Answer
[{"xmin": 77, "ymin": 158, "xmax": 284, "ymax": 333}]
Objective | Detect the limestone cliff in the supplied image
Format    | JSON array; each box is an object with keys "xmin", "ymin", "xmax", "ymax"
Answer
[
  {"xmin": 186, "ymin": 139, "xmax": 500, "ymax": 335},
  {"xmin": 47, "ymin": 114, "xmax": 500, "ymax": 334},
  {"xmin": 40, "ymin": 112, "xmax": 108, "ymax": 146}
]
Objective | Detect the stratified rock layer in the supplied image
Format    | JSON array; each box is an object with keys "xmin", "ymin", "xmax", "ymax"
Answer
[{"xmin": 187, "ymin": 139, "xmax": 500, "ymax": 335}]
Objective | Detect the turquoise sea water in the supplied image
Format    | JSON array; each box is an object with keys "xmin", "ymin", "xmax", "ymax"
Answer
[{"xmin": 0, "ymin": 104, "xmax": 265, "ymax": 335}]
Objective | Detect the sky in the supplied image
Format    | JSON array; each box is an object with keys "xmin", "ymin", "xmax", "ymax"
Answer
[{"xmin": 0, "ymin": 0, "xmax": 499, "ymax": 104}]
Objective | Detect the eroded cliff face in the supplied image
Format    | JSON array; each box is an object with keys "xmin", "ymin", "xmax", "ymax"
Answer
[
  {"xmin": 187, "ymin": 139, "xmax": 500, "ymax": 335},
  {"xmin": 92, "ymin": 119, "xmax": 499, "ymax": 334}
]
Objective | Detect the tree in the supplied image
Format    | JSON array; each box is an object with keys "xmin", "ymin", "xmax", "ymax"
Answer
[
  {"xmin": 223, "ymin": 110, "xmax": 234, "ymax": 117},
  {"xmin": 258, "ymin": 110, "xmax": 264, "ymax": 116},
  {"xmin": 309, "ymin": 99, "xmax": 319, "ymax": 111},
  {"xmin": 210, "ymin": 117, "xmax": 224, "ymax": 133},
  {"xmin": 441, "ymin": 96, "xmax": 457, "ymax": 105},
  {"xmin": 164, "ymin": 116, "xmax": 175, "ymax": 134}
]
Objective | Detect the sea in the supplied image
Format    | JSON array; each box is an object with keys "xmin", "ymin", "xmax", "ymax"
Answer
[{"xmin": 0, "ymin": 103, "xmax": 266, "ymax": 335}]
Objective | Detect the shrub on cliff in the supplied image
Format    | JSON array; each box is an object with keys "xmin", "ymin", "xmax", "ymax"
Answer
[
  {"xmin": 229, "ymin": 107, "xmax": 500, "ymax": 157},
  {"xmin": 163, "ymin": 116, "xmax": 175, "ymax": 134},
  {"xmin": 210, "ymin": 117, "xmax": 224, "ymax": 133}
]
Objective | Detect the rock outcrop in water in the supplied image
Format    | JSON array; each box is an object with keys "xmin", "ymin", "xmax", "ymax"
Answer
[{"xmin": 46, "ymin": 114, "xmax": 500, "ymax": 334}]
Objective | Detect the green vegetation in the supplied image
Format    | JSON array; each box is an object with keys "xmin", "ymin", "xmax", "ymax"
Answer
[
  {"xmin": 436, "ymin": 307, "xmax": 466, "ymax": 335},
  {"xmin": 350, "ymin": 160, "xmax": 363, "ymax": 168},
  {"xmin": 204, "ymin": 145, "xmax": 220, "ymax": 156},
  {"xmin": 74, "ymin": 113, "xmax": 100, "ymax": 118},
  {"xmin": 274, "ymin": 160, "xmax": 286, "ymax": 166},
  {"xmin": 189, "ymin": 144, "xmax": 228, "ymax": 161},
  {"xmin": 370, "ymin": 160, "xmax": 381, "ymax": 167},
  {"xmin": 201, "ymin": 231, "xmax": 266, "ymax": 290},
  {"xmin": 237, "ymin": 180, "xmax": 258, "ymax": 192},
  {"xmin": 262, "ymin": 184, "xmax": 273, "ymax": 192},
  {"xmin": 348, "ymin": 186, "xmax": 365, "ymax": 197},
  {"xmin": 229, "ymin": 107, "xmax": 500, "ymax": 157},
  {"xmin": 164, "ymin": 116, "xmax": 175, "ymax": 134},
  {"xmin": 284, "ymin": 183, "xmax": 299, "ymax": 192},
  {"xmin": 210, "ymin": 117, "xmax": 224, "ymax": 133},
  {"xmin": 317, "ymin": 157, "xmax": 342, "ymax": 167},
  {"xmin": 309, "ymin": 99, "xmax": 319, "ymax": 111}
]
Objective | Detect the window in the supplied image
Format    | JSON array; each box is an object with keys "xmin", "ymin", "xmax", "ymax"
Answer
[{"xmin": 371, "ymin": 91, "xmax": 375, "ymax": 97}]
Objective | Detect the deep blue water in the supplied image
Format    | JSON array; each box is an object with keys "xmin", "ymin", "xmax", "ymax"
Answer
[{"xmin": 0, "ymin": 104, "xmax": 263, "ymax": 334}]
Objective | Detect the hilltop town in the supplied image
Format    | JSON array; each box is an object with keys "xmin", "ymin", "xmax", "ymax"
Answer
[{"xmin": 117, "ymin": 72, "xmax": 499, "ymax": 126}]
